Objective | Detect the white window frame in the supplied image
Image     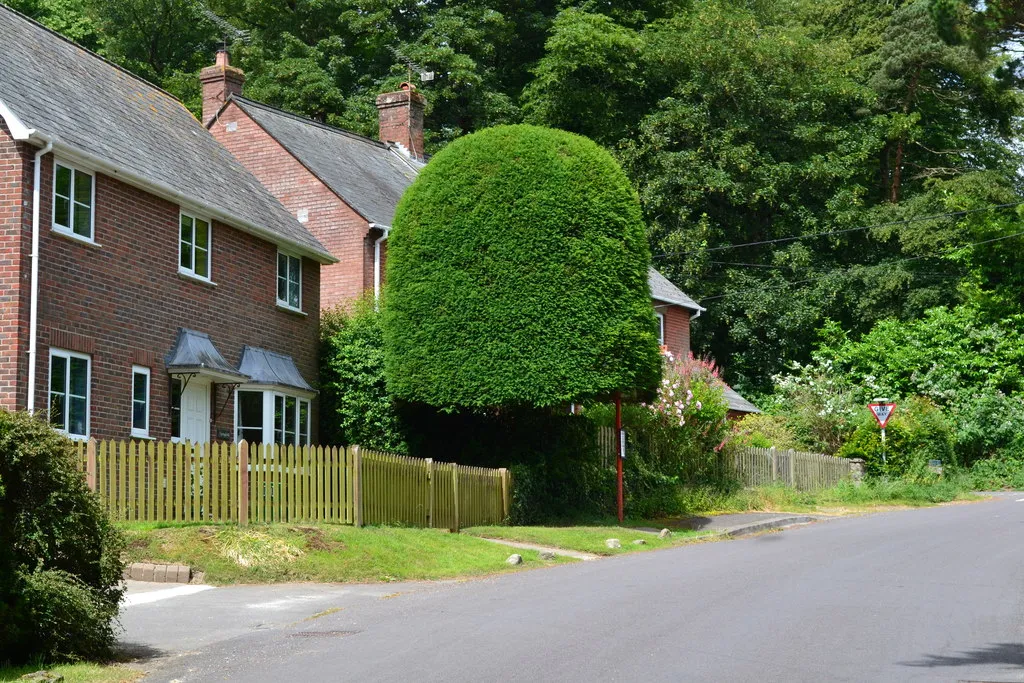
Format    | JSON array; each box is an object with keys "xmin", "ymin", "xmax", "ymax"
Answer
[
  {"xmin": 655, "ymin": 312, "xmax": 666, "ymax": 346},
  {"xmin": 233, "ymin": 387, "xmax": 312, "ymax": 445},
  {"xmin": 178, "ymin": 211, "xmax": 213, "ymax": 281},
  {"xmin": 48, "ymin": 348, "xmax": 91, "ymax": 439},
  {"xmin": 52, "ymin": 160, "xmax": 96, "ymax": 242},
  {"xmin": 276, "ymin": 251, "xmax": 303, "ymax": 312},
  {"xmin": 131, "ymin": 366, "xmax": 151, "ymax": 439}
]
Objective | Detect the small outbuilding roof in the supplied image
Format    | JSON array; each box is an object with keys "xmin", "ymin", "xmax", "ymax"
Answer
[
  {"xmin": 229, "ymin": 97, "xmax": 422, "ymax": 227},
  {"xmin": 0, "ymin": 5, "xmax": 333, "ymax": 263},
  {"xmin": 723, "ymin": 385, "xmax": 760, "ymax": 414},
  {"xmin": 238, "ymin": 346, "xmax": 314, "ymax": 393},
  {"xmin": 648, "ymin": 268, "xmax": 704, "ymax": 313},
  {"xmin": 165, "ymin": 329, "xmax": 248, "ymax": 383}
]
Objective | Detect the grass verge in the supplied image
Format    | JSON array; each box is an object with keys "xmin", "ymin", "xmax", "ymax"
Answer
[
  {"xmin": 463, "ymin": 525, "xmax": 712, "ymax": 555},
  {"xmin": 674, "ymin": 478, "xmax": 980, "ymax": 516},
  {"xmin": 121, "ymin": 523, "xmax": 571, "ymax": 584},
  {"xmin": 0, "ymin": 663, "xmax": 142, "ymax": 683}
]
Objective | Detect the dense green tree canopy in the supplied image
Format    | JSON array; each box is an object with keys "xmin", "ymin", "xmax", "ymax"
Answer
[{"xmin": 382, "ymin": 125, "xmax": 661, "ymax": 409}]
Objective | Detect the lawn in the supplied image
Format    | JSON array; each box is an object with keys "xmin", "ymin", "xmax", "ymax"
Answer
[
  {"xmin": 462, "ymin": 525, "xmax": 713, "ymax": 555},
  {"xmin": 0, "ymin": 664, "xmax": 142, "ymax": 683},
  {"xmin": 120, "ymin": 523, "xmax": 571, "ymax": 584}
]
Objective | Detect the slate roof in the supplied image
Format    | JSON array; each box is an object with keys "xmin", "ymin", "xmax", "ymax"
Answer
[
  {"xmin": 239, "ymin": 346, "xmax": 314, "ymax": 392},
  {"xmin": 165, "ymin": 329, "xmax": 248, "ymax": 381},
  {"xmin": 723, "ymin": 386, "xmax": 760, "ymax": 414},
  {"xmin": 230, "ymin": 97, "xmax": 422, "ymax": 227},
  {"xmin": 648, "ymin": 268, "xmax": 703, "ymax": 312},
  {"xmin": 0, "ymin": 5, "xmax": 332, "ymax": 262}
]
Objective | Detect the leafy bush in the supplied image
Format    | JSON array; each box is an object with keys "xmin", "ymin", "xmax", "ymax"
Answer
[
  {"xmin": 383, "ymin": 124, "xmax": 661, "ymax": 409},
  {"xmin": 967, "ymin": 450, "xmax": 1024, "ymax": 490},
  {"xmin": 729, "ymin": 413, "xmax": 800, "ymax": 450},
  {"xmin": 836, "ymin": 397, "xmax": 955, "ymax": 478},
  {"xmin": 0, "ymin": 411, "xmax": 125, "ymax": 664},
  {"xmin": 320, "ymin": 298, "xmax": 407, "ymax": 452},
  {"xmin": 766, "ymin": 358, "xmax": 861, "ymax": 454},
  {"xmin": 950, "ymin": 389, "xmax": 1024, "ymax": 466}
]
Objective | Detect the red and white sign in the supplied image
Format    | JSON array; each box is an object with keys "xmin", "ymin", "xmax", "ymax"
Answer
[{"xmin": 868, "ymin": 402, "xmax": 896, "ymax": 428}]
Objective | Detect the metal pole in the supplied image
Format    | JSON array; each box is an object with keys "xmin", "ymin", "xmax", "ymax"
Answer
[
  {"xmin": 615, "ymin": 392, "xmax": 623, "ymax": 524},
  {"xmin": 881, "ymin": 428, "xmax": 887, "ymax": 464}
]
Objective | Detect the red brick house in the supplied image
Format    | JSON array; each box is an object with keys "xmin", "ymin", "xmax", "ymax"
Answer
[
  {"xmin": 0, "ymin": 7, "xmax": 337, "ymax": 444},
  {"xmin": 198, "ymin": 53, "xmax": 759, "ymax": 417}
]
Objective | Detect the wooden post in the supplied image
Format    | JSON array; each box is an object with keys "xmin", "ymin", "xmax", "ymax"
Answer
[
  {"xmin": 452, "ymin": 466, "xmax": 460, "ymax": 532},
  {"xmin": 615, "ymin": 391, "xmax": 623, "ymax": 525},
  {"xmin": 238, "ymin": 440, "xmax": 249, "ymax": 527},
  {"xmin": 788, "ymin": 449, "xmax": 796, "ymax": 488},
  {"xmin": 770, "ymin": 447, "xmax": 777, "ymax": 483},
  {"xmin": 352, "ymin": 445, "xmax": 363, "ymax": 527},
  {"xmin": 498, "ymin": 467, "xmax": 510, "ymax": 522},
  {"xmin": 86, "ymin": 438, "xmax": 97, "ymax": 492},
  {"xmin": 425, "ymin": 458, "xmax": 435, "ymax": 528}
]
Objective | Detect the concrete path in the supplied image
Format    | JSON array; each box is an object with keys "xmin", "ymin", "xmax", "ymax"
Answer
[
  {"xmin": 475, "ymin": 536, "xmax": 600, "ymax": 560},
  {"xmin": 122, "ymin": 493, "xmax": 1024, "ymax": 682}
]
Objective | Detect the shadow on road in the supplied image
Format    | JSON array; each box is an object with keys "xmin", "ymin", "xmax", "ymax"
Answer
[
  {"xmin": 901, "ymin": 642, "xmax": 1024, "ymax": 669},
  {"xmin": 116, "ymin": 641, "xmax": 165, "ymax": 663}
]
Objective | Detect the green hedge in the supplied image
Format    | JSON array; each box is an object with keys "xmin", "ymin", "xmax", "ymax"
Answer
[{"xmin": 382, "ymin": 124, "xmax": 661, "ymax": 409}]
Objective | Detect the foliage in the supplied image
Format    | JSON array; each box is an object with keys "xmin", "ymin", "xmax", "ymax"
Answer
[
  {"xmin": 0, "ymin": 411, "xmax": 125, "ymax": 664},
  {"xmin": 729, "ymin": 414, "xmax": 800, "ymax": 450},
  {"xmin": 967, "ymin": 449, "xmax": 1024, "ymax": 490},
  {"xmin": 836, "ymin": 396, "xmax": 954, "ymax": 477},
  {"xmin": 766, "ymin": 358, "xmax": 861, "ymax": 454},
  {"xmin": 950, "ymin": 390, "xmax": 1024, "ymax": 466},
  {"xmin": 383, "ymin": 124, "xmax": 660, "ymax": 409},
  {"xmin": 319, "ymin": 298, "xmax": 406, "ymax": 452}
]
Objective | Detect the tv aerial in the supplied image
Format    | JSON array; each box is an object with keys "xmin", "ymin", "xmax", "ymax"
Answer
[
  {"xmin": 195, "ymin": 1, "xmax": 251, "ymax": 49},
  {"xmin": 388, "ymin": 46, "xmax": 435, "ymax": 83}
]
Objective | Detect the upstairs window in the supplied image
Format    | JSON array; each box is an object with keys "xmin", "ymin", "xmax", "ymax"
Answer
[
  {"xmin": 179, "ymin": 213, "xmax": 211, "ymax": 280},
  {"xmin": 49, "ymin": 349, "xmax": 90, "ymax": 438},
  {"xmin": 656, "ymin": 312, "xmax": 665, "ymax": 346},
  {"xmin": 53, "ymin": 162, "xmax": 94, "ymax": 240},
  {"xmin": 277, "ymin": 252, "xmax": 302, "ymax": 310},
  {"xmin": 131, "ymin": 366, "xmax": 150, "ymax": 438}
]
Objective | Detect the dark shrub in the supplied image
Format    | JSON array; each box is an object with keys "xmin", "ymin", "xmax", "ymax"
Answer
[{"xmin": 0, "ymin": 411, "xmax": 125, "ymax": 664}]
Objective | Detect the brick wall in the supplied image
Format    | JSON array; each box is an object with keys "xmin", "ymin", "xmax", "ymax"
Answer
[
  {"xmin": 0, "ymin": 121, "xmax": 29, "ymax": 411},
  {"xmin": 10, "ymin": 145, "xmax": 320, "ymax": 441},
  {"xmin": 660, "ymin": 304, "xmax": 691, "ymax": 360},
  {"xmin": 209, "ymin": 102, "xmax": 373, "ymax": 310}
]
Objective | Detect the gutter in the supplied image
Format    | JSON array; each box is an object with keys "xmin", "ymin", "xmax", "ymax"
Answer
[
  {"xmin": 371, "ymin": 223, "xmax": 390, "ymax": 307},
  {"xmin": 26, "ymin": 133, "xmax": 53, "ymax": 414}
]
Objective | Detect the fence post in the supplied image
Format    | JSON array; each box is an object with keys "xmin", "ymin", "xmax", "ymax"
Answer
[
  {"xmin": 86, "ymin": 438, "xmax": 97, "ymax": 492},
  {"xmin": 425, "ymin": 458, "xmax": 434, "ymax": 528},
  {"xmin": 238, "ymin": 440, "xmax": 249, "ymax": 527},
  {"xmin": 352, "ymin": 445, "xmax": 363, "ymax": 528},
  {"xmin": 452, "ymin": 466, "xmax": 460, "ymax": 532},
  {"xmin": 770, "ymin": 447, "xmax": 777, "ymax": 483},
  {"xmin": 498, "ymin": 467, "xmax": 510, "ymax": 522},
  {"xmin": 788, "ymin": 449, "xmax": 796, "ymax": 487}
]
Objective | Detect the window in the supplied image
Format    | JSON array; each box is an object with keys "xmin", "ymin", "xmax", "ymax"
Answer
[
  {"xmin": 49, "ymin": 349, "xmax": 90, "ymax": 437},
  {"xmin": 170, "ymin": 378, "xmax": 182, "ymax": 440},
  {"xmin": 277, "ymin": 252, "xmax": 301, "ymax": 310},
  {"xmin": 179, "ymin": 212, "xmax": 211, "ymax": 279},
  {"xmin": 53, "ymin": 162, "xmax": 94, "ymax": 240},
  {"xmin": 131, "ymin": 366, "xmax": 150, "ymax": 438},
  {"xmin": 235, "ymin": 389, "xmax": 310, "ymax": 445},
  {"xmin": 655, "ymin": 312, "xmax": 665, "ymax": 346}
]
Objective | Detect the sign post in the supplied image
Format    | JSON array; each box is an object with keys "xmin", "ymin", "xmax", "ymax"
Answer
[
  {"xmin": 614, "ymin": 392, "xmax": 624, "ymax": 524},
  {"xmin": 867, "ymin": 398, "xmax": 897, "ymax": 464}
]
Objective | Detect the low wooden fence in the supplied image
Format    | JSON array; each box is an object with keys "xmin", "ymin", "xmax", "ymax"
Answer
[
  {"xmin": 729, "ymin": 447, "xmax": 853, "ymax": 491},
  {"xmin": 74, "ymin": 440, "xmax": 510, "ymax": 530}
]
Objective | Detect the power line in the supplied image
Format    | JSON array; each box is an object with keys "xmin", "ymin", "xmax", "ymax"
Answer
[
  {"xmin": 651, "ymin": 201, "xmax": 1024, "ymax": 260},
  {"xmin": 695, "ymin": 228, "xmax": 1024, "ymax": 303}
]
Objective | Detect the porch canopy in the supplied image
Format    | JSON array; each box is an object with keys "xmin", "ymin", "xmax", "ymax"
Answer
[
  {"xmin": 164, "ymin": 328, "xmax": 250, "ymax": 383},
  {"xmin": 238, "ymin": 346, "xmax": 314, "ymax": 394}
]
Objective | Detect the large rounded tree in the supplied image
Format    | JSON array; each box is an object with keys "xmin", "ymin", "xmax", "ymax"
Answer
[{"xmin": 382, "ymin": 124, "xmax": 661, "ymax": 409}]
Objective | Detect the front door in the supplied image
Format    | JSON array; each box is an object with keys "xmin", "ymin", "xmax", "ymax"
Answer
[{"xmin": 180, "ymin": 380, "xmax": 210, "ymax": 444}]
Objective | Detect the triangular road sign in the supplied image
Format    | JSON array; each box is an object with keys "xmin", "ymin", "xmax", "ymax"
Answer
[{"xmin": 869, "ymin": 402, "xmax": 896, "ymax": 428}]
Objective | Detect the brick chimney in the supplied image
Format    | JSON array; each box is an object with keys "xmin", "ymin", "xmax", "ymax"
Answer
[
  {"xmin": 376, "ymin": 82, "xmax": 426, "ymax": 159},
  {"xmin": 200, "ymin": 50, "xmax": 245, "ymax": 126}
]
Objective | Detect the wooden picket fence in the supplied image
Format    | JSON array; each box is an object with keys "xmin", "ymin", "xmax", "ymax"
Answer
[
  {"xmin": 74, "ymin": 439, "xmax": 510, "ymax": 530},
  {"xmin": 730, "ymin": 447, "xmax": 853, "ymax": 491}
]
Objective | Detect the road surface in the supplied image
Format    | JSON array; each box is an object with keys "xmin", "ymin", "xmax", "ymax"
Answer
[{"xmin": 122, "ymin": 493, "xmax": 1024, "ymax": 682}]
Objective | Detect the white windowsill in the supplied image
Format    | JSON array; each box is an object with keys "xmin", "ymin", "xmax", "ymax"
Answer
[
  {"xmin": 61, "ymin": 432, "xmax": 89, "ymax": 442},
  {"xmin": 131, "ymin": 433, "xmax": 155, "ymax": 441},
  {"xmin": 177, "ymin": 269, "xmax": 217, "ymax": 287},
  {"xmin": 52, "ymin": 227, "xmax": 101, "ymax": 249},
  {"xmin": 275, "ymin": 303, "xmax": 307, "ymax": 317}
]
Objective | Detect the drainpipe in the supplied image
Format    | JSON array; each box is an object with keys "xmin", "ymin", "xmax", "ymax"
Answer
[
  {"xmin": 27, "ymin": 134, "xmax": 54, "ymax": 414},
  {"xmin": 371, "ymin": 223, "xmax": 390, "ymax": 308}
]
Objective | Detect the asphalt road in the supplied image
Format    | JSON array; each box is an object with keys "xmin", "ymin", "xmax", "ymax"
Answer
[{"xmin": 124, "ymin": 493, "xmax": 1024, "ymax": 682}]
